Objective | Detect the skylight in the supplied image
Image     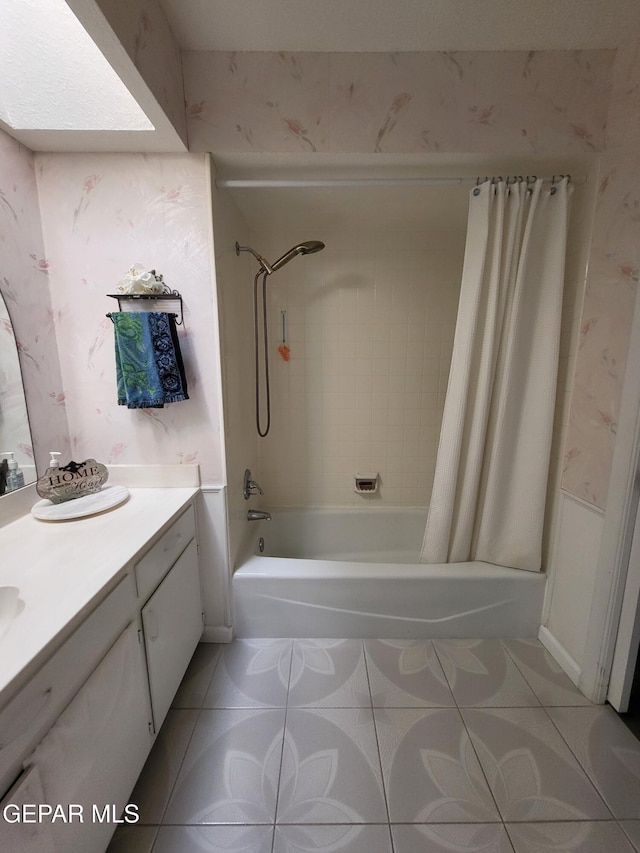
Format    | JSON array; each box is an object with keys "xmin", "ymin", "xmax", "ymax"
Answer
[{"xmin": 0, "ymin": 0, "xmax": 154, "ymax": 132}]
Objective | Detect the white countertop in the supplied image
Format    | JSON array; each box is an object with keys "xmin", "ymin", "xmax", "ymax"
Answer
[{"xmin": 0, "ymin": 486, "xmax": 199, "ymax": 702}]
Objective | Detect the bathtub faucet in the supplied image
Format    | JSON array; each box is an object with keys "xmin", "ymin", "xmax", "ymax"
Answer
[{"xmin": 247, "ymin": 509, "xmax": 271, "ymax": 522}]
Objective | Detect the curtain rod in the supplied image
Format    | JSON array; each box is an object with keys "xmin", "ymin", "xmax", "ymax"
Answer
[{"xmin": 216, "ymin": 175, "xmax": 583, "ymax": 189}]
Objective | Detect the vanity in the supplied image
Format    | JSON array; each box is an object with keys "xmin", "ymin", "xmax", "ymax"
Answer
[{"xmin": 0, "ymin": 481, "xmax": 203, "ymax": 852}]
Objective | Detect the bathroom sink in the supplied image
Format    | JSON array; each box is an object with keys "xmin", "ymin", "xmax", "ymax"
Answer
[{"xmin": 0, "ymin": 586, "xmax": 24, "ymax": 639}]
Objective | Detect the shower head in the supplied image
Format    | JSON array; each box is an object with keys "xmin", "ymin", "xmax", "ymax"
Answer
[
  {"xmin": 270, "ymin": 241, "xmax": 325, "ymax": 273},
  {"xmin": 236, "ymin": 240, "xmax": 325, "ymax": 275}
]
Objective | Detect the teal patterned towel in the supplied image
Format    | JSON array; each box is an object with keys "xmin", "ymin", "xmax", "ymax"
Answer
[{"xmin": 112, "ymin": 312, "xmax": 189, "ymax": 408}]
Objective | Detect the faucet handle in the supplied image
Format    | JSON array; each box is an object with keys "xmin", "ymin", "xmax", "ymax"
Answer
[{"xmin": 243, "ymin": 468, "xmax": 264, "ymax": 500}]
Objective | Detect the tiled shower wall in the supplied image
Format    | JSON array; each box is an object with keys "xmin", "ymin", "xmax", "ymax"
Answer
[
  {"xmin": 228, "ymin": 175, "xmax": 596, "ymax": 513},
  {"xmin": 253, "ymin": 223, "xmax": 467, "ymax": 507}
]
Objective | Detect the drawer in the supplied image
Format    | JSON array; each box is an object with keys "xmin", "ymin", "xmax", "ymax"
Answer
[
  {"xmin": 135, "ymin": 503, "xmax": 196, "ymax": 602},
  {"xmin": 0, "ymin": 571, "xmax": 136, "ymax": 797}
]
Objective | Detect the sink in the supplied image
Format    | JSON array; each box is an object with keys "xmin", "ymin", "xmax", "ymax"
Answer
[{"xmin": 0, "ymin": 586, "xmax": 24, "ymax": 639}]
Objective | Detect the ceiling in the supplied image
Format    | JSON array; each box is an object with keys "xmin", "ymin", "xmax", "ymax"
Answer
[{"xmin": 158, "ymin": 0, "xmax": 640, "ymax": 53}]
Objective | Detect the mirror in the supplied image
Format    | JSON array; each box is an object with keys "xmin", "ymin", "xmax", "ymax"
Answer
[{"xmin": 0, "ymin": 291, "xmax": 36, "ymax": 493}]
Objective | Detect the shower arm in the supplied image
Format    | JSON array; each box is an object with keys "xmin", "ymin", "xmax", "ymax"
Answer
[{"xmin": 235, "ymin": 242, "xmax": 274, "ymax": 275}]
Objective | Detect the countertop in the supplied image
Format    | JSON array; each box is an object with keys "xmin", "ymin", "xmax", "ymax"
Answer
[{"xmin": 0, "ymin": 486, "xmax": 199, "ymax": 702}]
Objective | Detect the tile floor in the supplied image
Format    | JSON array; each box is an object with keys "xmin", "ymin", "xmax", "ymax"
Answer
[{"xmin": 107, "ymin": 638, "xmax": 640, "ymax": 853}]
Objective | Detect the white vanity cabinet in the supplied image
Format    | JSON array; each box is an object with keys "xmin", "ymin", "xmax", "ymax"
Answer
[
  {"xmin": 142, "ymin": 537, "xmax": 202, "ymax": 731},
  {"xmin": 3, "ymin": 623, "xmax": 152, "ymax": 853},
  {"xmin": 0, "ymin": 490, "xmax": 203, "ymax": 853}
]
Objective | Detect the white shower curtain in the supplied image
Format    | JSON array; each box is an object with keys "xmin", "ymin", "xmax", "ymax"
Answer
[{"xmin": 420, "ymin": 177, "xmax": 571, "ymax": 572}]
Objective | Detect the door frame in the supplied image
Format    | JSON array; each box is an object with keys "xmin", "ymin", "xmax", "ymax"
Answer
[{"xmin": 579, "ymin": 284, "xmax": 640, "ymax": 706}]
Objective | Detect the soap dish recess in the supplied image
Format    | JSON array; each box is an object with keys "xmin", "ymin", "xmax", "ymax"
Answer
[{"xmin": 354, "ymin": 473, "xmax": 378, "ymax": 494}]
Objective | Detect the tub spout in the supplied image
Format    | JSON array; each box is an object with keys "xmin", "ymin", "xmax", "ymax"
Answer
[{"xmin": 247, "ymin": 509, "xmax": 271, "ymax": 522}]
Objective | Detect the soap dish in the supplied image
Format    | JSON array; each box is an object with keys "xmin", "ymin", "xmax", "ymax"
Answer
[
  {"xmin": 354, "ymin": 473, "xmax": 379, "ymax": 495},
  {"xmin": 31, "ymin": 485, "xmax": 130, "ymax": 521}
]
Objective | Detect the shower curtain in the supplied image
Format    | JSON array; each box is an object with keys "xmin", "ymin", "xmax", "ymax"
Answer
[{"xmin": 420, "ymin": 177, "xmax": 571, "ymax": 572}]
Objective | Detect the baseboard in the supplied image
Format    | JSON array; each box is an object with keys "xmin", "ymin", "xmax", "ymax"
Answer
[
  {"xmin": 202, "ymin": 625, "xmax": 233, "ymax": 643},
  {"xmin": 538, "ymin": 625, "xmax": 581, "ymax": 687}
]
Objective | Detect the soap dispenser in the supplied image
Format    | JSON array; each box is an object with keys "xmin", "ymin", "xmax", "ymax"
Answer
[
  {"xmin": 48, "ymin": 451, "xmax": 61, "ymax": 469},
  {"xmin": 3, "ymin": 452, "xmax": 25, "ymax": 492}
]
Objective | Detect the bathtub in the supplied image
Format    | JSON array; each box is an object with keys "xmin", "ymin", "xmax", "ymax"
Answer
[{"xmin": 232, "ymin": 507, "xmax": 546, "ymax": 638}]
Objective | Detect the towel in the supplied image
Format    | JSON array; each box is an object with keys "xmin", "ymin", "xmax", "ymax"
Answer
[{"xmin": 112, "ymin": 311, "xmax": 189, "ymax": 408}]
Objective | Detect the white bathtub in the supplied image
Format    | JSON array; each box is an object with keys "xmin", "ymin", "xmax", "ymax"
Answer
[{"xmin": 232, "ymin": 508, "xmax": 546, "ymax": 638}]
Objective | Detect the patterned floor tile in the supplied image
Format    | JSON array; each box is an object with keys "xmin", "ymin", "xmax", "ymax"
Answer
[
  {"xmin": 163, "ymin": 709, "xmax": 286, "ymax": 825},
  {"xmin": 287, "ymin": 640, "xmax": 370, "ymax": 707},
  {"xmin": 620, "ymin": 820, "xmax": 640, "ymax": 851},
  {"xmin": 152, "ymin": 825, "xmax": 275, "ymax": 852},
  {"xmin": 501, "ymin": 639, "xmax": 592, "ymax": 706},
  {"xmin": 277, "ymin": 708, "xmax": 387, "ymax": 824},
  {"xmin": 547, "ymin": 705, "xmax": 640, "ymax": 818},
  {"xmin": 273, "ymin": 824, "xmax": 393, "ymax": 853},
  {"xmin": 375, "ymin": 707, "xmax": 500, "ymax": 823},
  {"xmin": 364, "ymin": 640, "xmax": 456, "ymax": 707},
  {"xmin": 203, "ymin": 639, "xmax": 292, "ymax": 708},
  {"xmin": 172, "ymin": 643, "xmax": 222, "ymax": 709},
  {"xmin": 129, "ymin": 709, "xmax": 199, "ymax": 824},
  {"xmin": 462, "ymin": 707, "xmax": 612, "ymax": 821},
  {"xmin": 433, "ymin": 640, "xmax": 541, "ymax": 707},
  {"xmin": 392, "ymin": 823, "xmax": 515, "ymax": 853},
  {"xmin": 506, "ymin": 820, "xmax": 637, "ymax": 852},
  {"xmin": 106, "ymin": 825, "xmax": 158, "ymax": 853}
]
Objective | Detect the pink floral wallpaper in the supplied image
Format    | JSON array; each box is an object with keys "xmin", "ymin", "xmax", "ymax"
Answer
[
  {"xmin": 0, "ymin": 130, "xmax": 70, "ymax": 477},
  {"xmin": 1, "ymin": 37, "xmax": 636, "ymax": 511},
  {"xmin": 182, "ymin": 45, "xmax": 640, "ymax": 510},
  {"xmin": 184, "ymin": 50, "xmax": 613, "ymax": 156},
  {"xmin": 561, "ymin": 37, "xmax": 640, "ymax": 507},
  {"xmin": 34, "ymin": 152, "xmax": 225, "ymax": 485},
  {"xmin": 91, "ymin": 0, "xmax": 187, "ymax": 144}
]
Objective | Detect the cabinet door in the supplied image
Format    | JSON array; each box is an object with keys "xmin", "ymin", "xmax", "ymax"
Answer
[
  {"xmin": 24, "ymin": 622, "xmax": 152, "ymax": 853},
  {"xmin": 142, "ymin": 538, "xmax": 202, "ymax": 731}
]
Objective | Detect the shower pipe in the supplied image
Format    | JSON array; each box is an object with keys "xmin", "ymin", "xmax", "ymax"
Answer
[{"xmin": 236, "ymin": 240, "xmax": 325, "ymax": 437}]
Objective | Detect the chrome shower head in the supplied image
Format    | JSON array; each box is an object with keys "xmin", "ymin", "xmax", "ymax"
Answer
[
  {"xmin": 236, "ymin": 240, "xmax": 325, "ymax": 275},
  {"xmin": 270, "ymin": 241, "xmax": 325, "ymax": 273}
]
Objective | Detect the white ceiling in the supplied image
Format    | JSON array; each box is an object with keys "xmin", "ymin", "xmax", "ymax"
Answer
[{"xmin": 158, "ymin": 0, "xmax": 640, "ymax": 52}]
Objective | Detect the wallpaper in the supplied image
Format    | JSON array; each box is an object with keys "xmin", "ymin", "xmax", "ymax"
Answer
[
  {"xmin": 184, "ymin": 50, "xmax": 613, "ymax": 157},
  {"xmin": 34, "ymin": 152, "xmax": 225, "ymax": 485},
  {"xmin": 1, "ymin": 40, "xmax": 636, "ymax": 511},
  {"xmin": 91, "ymin": 0, "xmax": 187, "ymax": 144},
  {"xmin": 181, "ymin": 45, "xmax": 638, "ymax": 510},
  {"xmin": 0, "ymin": 130, "xmax": 70, "ymax": 476},
  {"xmin": 561, "ymin": 36, "xmax": 640, "ymax": 507}
]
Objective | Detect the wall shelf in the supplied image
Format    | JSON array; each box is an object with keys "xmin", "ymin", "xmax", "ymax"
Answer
[{"xmin": 106, "ymin": 291, "xmax": 183, "ymax": 325}]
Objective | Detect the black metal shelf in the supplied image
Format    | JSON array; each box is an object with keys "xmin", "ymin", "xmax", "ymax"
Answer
[{"xmin": 106, "ymin": 290, "xmax": 183, "ymax": 325}]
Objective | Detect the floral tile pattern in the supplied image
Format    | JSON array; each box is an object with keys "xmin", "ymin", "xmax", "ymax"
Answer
[
  {"xmin": 130, "ymin": 709, "xmax": 199, "ymax": 824},
  {"xmin": 462, "ymin": 708, "xmax": 612, "ymax": 821},
  {"xmin": 273, "ymin": 824, "xmax": 393, "ymax": 853},
  {"xmin": 620, "ymin": 820, "xmax": 640, "ymax": 850},
  {"xmin": 203, "ymin": 639, "xmax": 292, "ymax": 708},
  {"xmin": 172, "ymin": 644, "xmax": 222, "ymax": 709},
  {"xmin": 391, "ymin": 823, "xmax": 515, "ymax": 853},
  {"xmin": 121, "ymin": 640, "xmax": 640, "ymax": 853},
  {"xmin": 546, "ymin": 706, "xmax": 640, "ymax": 818},
  {"xmin": 287, "ymin": 639, "xmax": 370, "ymax": 707},
  {"xmin": 277, "ymin": 709, "xmax": 387, "ymax": 824},
  {"xmin": 152, "ymin": 825, "xmax": 275, "ymax": 853},
  {"xmin": 364, "ymin": 640, "xmax": 456, "ymax": 707},
  {"xmin": 506, "ymin": 821, "xmax": 637, "ymax": 853},
  {"xmin": 432, "ymin": 640, "xmax": 541, "ymax": 707},
  {"xmin": 163, "ymin": 708, "xmax": 286, "ymax": 825},
  {"xmin": 500, "ymin": 639, "xmax": 592, "ymax": 706},
  {"xmin": 106, "ymin": 825, "xmax": 158, "ymax": 853},
  {"xmin": 375, "ymin": 708, "xmax": 500, "ymax": 823}
]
